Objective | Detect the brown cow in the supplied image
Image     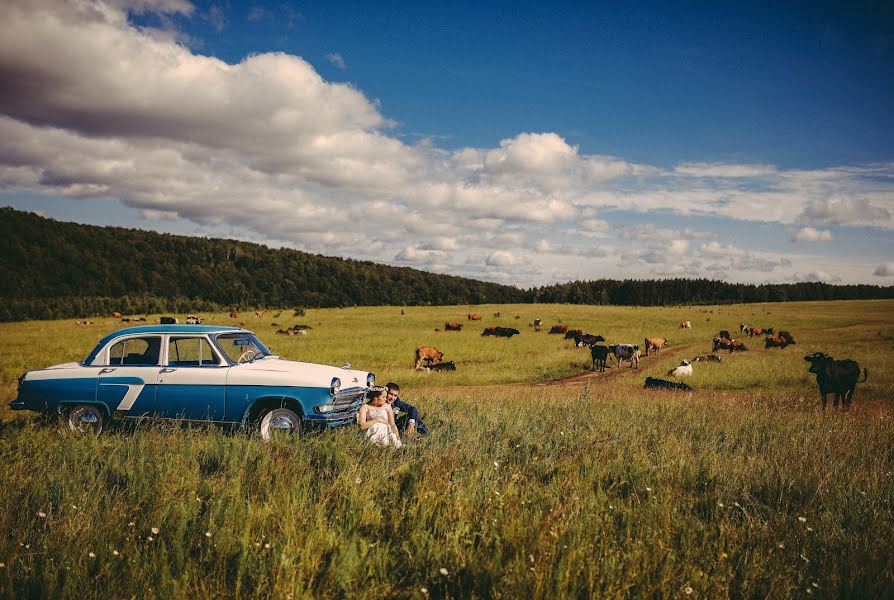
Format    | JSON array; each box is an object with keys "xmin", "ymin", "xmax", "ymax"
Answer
[
  {"xmin": 229, "ymin": 312, "xmax": 238, "ymax": 319},
  {"xmin": 713, "ymin": 337, "xmax": 748, "ymax": 352},
  {"xmin": 255, "ymin": 311, "xmax": 264, "ymax": 318},
  {"xmin": 549, "ymin": 324, "xmax": 568, "ymax": 334},
  {"xmin": 445, "ymin": 322, "xmax": 463, "ymax": 331},
  {"xmin": 564, "ymin": 329, "xmax": 584, "ymax": 340},
  {"xmin": 679, "ymin": 321, "xmax": 691, "ymax": 329},
  {"xmin": 644, "ymin": 337, "xmax": 669, "ymax": 356},
  {"xmin": 765, "ymin": 335, "xmax": 795, "ymax": 349},
  {"xmin": 532, "ymin": 318, "xmax": 542, "ymax": 332},
  {"xmin": 112, "ymin": 312, "xmax": 122, "ymax": 318},
  {"xmin": 749, "ymin": 327, "xmax": 765, "ymax": 337},
  {"xmin": 414, "ymin": 346, "xmax": 444, "ymax": 370},
  {"xmin": 467, "ymin": 313, "xmax": 482, "ymax": 321}
]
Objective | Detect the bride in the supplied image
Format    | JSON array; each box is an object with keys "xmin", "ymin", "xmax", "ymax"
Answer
[{"xmin": 357, "ymin": 387, "xmax": 402, "ymax": 448}]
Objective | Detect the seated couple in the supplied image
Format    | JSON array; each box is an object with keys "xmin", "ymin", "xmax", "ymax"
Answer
[{"xmin": 358, "ymin": 382, "xmax": 429, "ymax": 447}]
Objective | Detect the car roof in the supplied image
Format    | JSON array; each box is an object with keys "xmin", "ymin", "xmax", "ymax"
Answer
[{"xmin": 83, "ymin": 325, "xmax": 249, "ymax": 364}]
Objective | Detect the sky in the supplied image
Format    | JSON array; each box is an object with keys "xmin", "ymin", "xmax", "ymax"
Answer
[{"xmin": 1, "ymin": 0, "xmax": 893, "ymax": 287}]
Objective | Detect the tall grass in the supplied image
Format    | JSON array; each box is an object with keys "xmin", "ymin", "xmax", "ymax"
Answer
[{"xmin": 0, "ymin": 301, "xmax": 892, "ymax": 597}]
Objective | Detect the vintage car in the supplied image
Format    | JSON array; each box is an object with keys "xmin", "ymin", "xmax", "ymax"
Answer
[{"xmin": 9, "ymin": 325, "xmax": 374, "ymax": 440}]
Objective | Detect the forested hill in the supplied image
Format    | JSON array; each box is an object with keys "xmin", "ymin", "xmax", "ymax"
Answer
[
  {"xmin": 0, "ymin": 207, "xmax": 526, "ymax": 320},
  {"xmin": 1, "ymin": 207, "xmax": 891, "ymax": 321}
]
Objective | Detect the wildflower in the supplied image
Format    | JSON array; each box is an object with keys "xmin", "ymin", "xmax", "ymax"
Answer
[
  {"xmin": 205, "ymin": 531, "xmax": 212, "ymax": 538},
  {"xmin": 113, "ymin": 550, "xmax": 119, "ymax": 556},
  {"xmin": 37, "ymin": 511, "xmax": 46, "ymax": 518},
  {"xmin": 128, "ymin": 522, "xmax": 135, "ymax": 527},
  {"xmin": 420, "ymin": 588, "xmax": 428, "ymax": 595},
  {"xmin": 684, "ymin": 586, "xmax": 693, "ymax": 595},
  {"xmin": 718, "ymin": 502, "xmax": 724, "ymax": 508},
  {"xmin": 355, "ymin": 477, "xmax": 362, "ymax": 485},
  {"xmin": 807, "ymin": 527, "xmax": 813, "ymax": 532},
  {"xmin": 777, "ymin": 542, "xmax": 784, "ymax": 549},
  {"xmin": 439, "ymin": 567, "xmax": 449, "ymax": 576},
  {"xmin": 88, "ymin": 552, "xmax": 96, "ymax": 558},
  {"xmin": 720, "ymin": 552, "xmax": 728, "ymax": 559},
  {"xmin": 645, "ymin": 487, "xmax": 652, "ymax": 492},
  {"xmin": 798, "ymin": 516, "xmax": 807, "ymax": 523},
  {"xmin": 0, "ymin": 563, "xmax": 5, "ymax": 568},
  {"xmin": 151, "ymin": 527, "xmax": 159, "ymax": 535},
  {"xmin": 71, "ymin": 505, "xmax": 77, "ymax": 510},
  {"xmin": 264, "ymin": 543, "xmax": 272, "ymax": 549},
  {"xmin": 147, "ymin": 537, "xmax": 154, "ymax": 542},
  {"xmin": 493, "ymin": 461, "xmax": 499, "ymax": 468}
]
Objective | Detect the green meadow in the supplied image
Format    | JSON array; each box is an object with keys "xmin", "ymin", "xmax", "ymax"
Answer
[{"xmin": 0, "ymin": 300, "xmax": 892, "ymax": 598}]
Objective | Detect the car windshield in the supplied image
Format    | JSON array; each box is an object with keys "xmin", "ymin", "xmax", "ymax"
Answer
[{"xmin": 214, "ymin": 332, "xmax": 272, "ymax": 363}]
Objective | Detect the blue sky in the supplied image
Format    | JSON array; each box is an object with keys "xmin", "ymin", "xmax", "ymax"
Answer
[{"xmin": 1, "ymin": 0, "xmax": 892, "ymax": 286}]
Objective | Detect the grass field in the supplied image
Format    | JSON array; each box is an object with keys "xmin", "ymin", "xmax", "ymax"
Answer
[{"xmin": 0, "ymin": 301, "xmax": 892, "ymax": 598}]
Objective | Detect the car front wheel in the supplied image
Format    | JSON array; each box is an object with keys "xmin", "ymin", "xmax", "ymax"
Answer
[
  {"xmin": 67, "ymin": 404, "xmax": 105, "ymax": 436},
  {"xmin": 259, "ymin": 408, "xmax": 302, "ymax": 442}
]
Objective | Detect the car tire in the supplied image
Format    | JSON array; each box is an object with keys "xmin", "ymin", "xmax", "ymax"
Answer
[
  {"xmin": 258, "ymin": 408, "xmax": 302, "ymax": 442},
  {"xmin": 66, "ymin": 404, "xmax": 105, "ymax": 436}
]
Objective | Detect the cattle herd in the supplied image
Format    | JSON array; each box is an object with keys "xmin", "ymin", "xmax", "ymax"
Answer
[{"xmin": 413, "ymin": 314, "xmax": 868, "ymax": 410}]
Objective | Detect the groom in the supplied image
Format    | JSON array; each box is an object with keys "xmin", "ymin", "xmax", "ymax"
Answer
[{"xmin": 384, "ymin": 382, "xmax": 429, "ymax": 439}]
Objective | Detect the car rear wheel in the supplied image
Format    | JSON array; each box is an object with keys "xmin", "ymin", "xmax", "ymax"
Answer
[
  {"xmin": 67, "ymin": 404, "xmax": 105, "ymax": 436},
  {"xmin": 259, "ymin": 408, "xmax": 301, "ymax": 442}
]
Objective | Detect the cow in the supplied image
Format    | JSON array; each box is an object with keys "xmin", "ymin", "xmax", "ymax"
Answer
[
  {"xmin": 160, "ymin": 316, "xmax": 178, "ymax": 324},
  {"xmin": 532, "ymin": 318, "xmax": 542, "ymax": 332},
  {"xmin": 467, "ymin": 313, "xmax": 482, "ymax": 321},
  {"xmin": 414, "ymin": 346, "xmax": 444, "ymax": 370},
  {"xmin": 803, "ymin": 352, "xmax": 868, "ymax": 410},
  {"xmin": 644, "ymin": 337, "xmax": 669, "ymax": 356},
  {"xmin": 778, "ymin": 330, "xmax": 795, "ymax": 343},
  {"xmin": 564, "ymin": 329, "xmax": 584, "ymax": 340},
  {"xmin": 667, "ymin": 359, "xmax": 693, "ymax": 377},
  {"xmin": 573, "ymin": 333, "xmax": 605, "ymax": 347},
  {"xmin": 428, "ymin": 361, "xmax": 457, "ymax": 372},
  {"xmin": 693, "ymin": 355, "xmax": 722, "ymax": 363},
  {"xmin": 590, "ymin": 345, "xmax": 609, "ymax": 372},
  {"xmin": 748, "ymin": 327, "xmax": 766, "ymax": 337},
  {"xmin": 717, "ymin": 330, "xmax": 732, "ymax": 341},
  {"xmin": 255, "ymin": 311, "xmax": 263, "ymax": 318},
  {"xmin": 482, "ymin": 326, "xmax": 520, "ymax": 338},
  {"xmin": 609, "ymin": 344, "xmax": 640, "ymax": 368},
  {"xmin": 112, "ymin": 312, "xmax": 122, "ymax": 318},
  {"xmin": 186, "ymin": 315, "xmax": 202, "ymax": 324},
  {"xmin": 644, "ymin": 377, "xmax": 693, "ymax": 391},
  {"xmin": 229, "ymin": 312, "xmax": 238, "ymax": 319},
  {"xmin": 765, "ymin": 336, "xmax": 795, "ymax": 349},
  {"xmin": 292, "ymin": 324, "xmax": 312, "ymax": 331},
  {"xmin": 121, "ymin": 318, "xmax": 131, "ymax": 322},
  {"xmin": 679, "ymin": 321, "xmax": 691, "ymax": 329},
  {"xmin": 713, "ymin": 338, "xmax": 747, "ymax": 352},
  {"xmin": 445, "ymin": 322, "xmax": 463, "ymax": 331},
  {"xmin": 740, "ymin": 323, "xmax": 748, "ymax": 333},
  {"xmin": 136, "ymin": 317, "xmax": 146, "ymax": 322},
  {"xmin": 493, "ymin": 312, "xmax": 501, "ymax": 318},
  {"xmin": 549, "ymin": 324, "xmax": 568, "ymax": 334}
]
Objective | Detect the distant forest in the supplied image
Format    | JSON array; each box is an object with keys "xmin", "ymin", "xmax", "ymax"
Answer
[{"xmin": 1, "ymin": 207, "xmax": 891, "ymax": 321}]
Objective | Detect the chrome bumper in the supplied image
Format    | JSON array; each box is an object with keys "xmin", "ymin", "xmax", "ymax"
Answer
[{"xmin": 307, "ymin": 387, "xmax": 365, "ymax": 426}]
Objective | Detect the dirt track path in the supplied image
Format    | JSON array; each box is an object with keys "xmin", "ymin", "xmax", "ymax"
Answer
[{"xmin": 533, "ymin": 341, "xmax": 704, "ymax": 387}]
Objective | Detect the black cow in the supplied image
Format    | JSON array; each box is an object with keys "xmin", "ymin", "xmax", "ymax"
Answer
[
  {"xmin": 590, "ymin": 345, "xmax": 609, "ymax": 372},
  {"xmin": 564, "ymin": 329, "xmax": 584, "ymax": 340},
  {"xmin": 803, "ymin": 352, "xmax": 868, "ymax": 410},
  {"xmin": 718, "ymin": 330, "xmax": 732, "ymax": 340},
  {"xmin": 482, "ymin": 326, "xmax": 520, "ymax": 338},
  {"xmin": 693, "ymin": 354, "xmax": 722, "ymax": 363},
  {"xmin": 572, "ymin": 333, "xmax": 605, "ymax": 347},
  {"xmin": 644, "ymin": 377, "xmax": 693, "ymax": 391},
  {"xmin": 428, "ymin": 361, "xmax": 457, "ymax": 372}
]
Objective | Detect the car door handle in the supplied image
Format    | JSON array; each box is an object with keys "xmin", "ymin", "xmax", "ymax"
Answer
[
  {"xmin": 160, "ymin": 368, "xmax": 177, "ymax": 373},
  {"xmin": 99, "ymin": 368, "xmax": 116, "ymax": 374}
]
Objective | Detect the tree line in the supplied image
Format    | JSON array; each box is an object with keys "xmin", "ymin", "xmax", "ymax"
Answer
[{"xmin": 1, "ymin": 207, "xmax": 891, "ymax": 321}]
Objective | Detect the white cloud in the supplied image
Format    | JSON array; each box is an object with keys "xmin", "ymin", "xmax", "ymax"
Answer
[
  {"xmin": 326, "ymin": 52, "xmax": 346, "ymax": 69},
  {"xmin": 0, "ymin": 0, "xmax": 891, "ymax": 287},
  {"xmin": 485, "ymin": 250, "xmax": 516, "ymax": 267},
  {"xmin": 874, "ymin": 263, "xmax": 894, "ymax": 277},
  {"xmin": 791, "ymin": 227, "xmax": 833, "ymax": 242},
  {"xmin": 787, "ymin": 271, "xmax": 843, "ymax": 283}
]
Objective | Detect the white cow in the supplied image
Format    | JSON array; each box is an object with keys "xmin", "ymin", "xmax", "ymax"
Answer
[{"xmin": 667, "ymin": 359, "xmax": 693, "ymax": 377}]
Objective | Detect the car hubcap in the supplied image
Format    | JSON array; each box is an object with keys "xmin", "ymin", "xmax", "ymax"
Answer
[
  {"xmin": 270, "ymin": 415, "xmax": 294, "ymax": 431},
  {"xmin": 70, "ymin": 408, "xmax": 101, "ymax": 434}
]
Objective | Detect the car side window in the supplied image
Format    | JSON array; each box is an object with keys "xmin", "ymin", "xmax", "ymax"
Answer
[
  {"xmin": 108, "ymin": 336, "xmax": 161, "ymax": 366},
  {"xmin": 168, "ymin": 337, "xmax": 221, "ymax": 367}
]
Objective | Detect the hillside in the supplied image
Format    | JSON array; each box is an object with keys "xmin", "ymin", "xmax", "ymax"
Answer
[{"xmin": 1, "ymin": 207, "xmax": 891, "ymax": 321}]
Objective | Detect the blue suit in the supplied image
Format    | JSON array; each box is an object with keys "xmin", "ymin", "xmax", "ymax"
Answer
[{"xmin": 389, "ymin": 397, "xmax": 429, "ymax": 435}]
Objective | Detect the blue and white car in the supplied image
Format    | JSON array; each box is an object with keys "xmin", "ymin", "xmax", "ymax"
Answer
[{"xmin": 10, "ymin": 325, "xmax": 374, "ymax": 440}]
